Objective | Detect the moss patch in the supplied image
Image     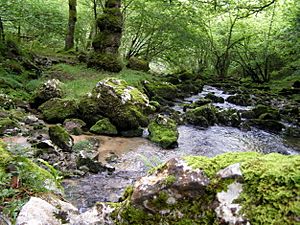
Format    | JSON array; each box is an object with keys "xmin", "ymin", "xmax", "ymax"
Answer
[
  {"xmin": 148, "ymin": 115, "xmax": 179, "ymax": 149},
  {"xmin": 39, "ymin": 98, "xmax": 78, "ymax": 123},
  {"xmin": 49, "ymin": 125, "xmax": 73, "ymax": 151},
  {"xmin": 90, "ymin": 118, "xmax": 118, "ymax": 135},
  {"xmin": 0, "ymin": 140, "xmax": 62, "ymax": 221},
  {"xmin": 185, "ymin": 152, "xmax": 300, "ymax": 225}
]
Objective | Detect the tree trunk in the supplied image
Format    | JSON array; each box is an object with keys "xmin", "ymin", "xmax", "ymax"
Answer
[
  {"xmin": 65, "ymin": 0, "xmax": 77, "ymax": 51},
  {"xmin": 0, "ymin": 16, "xmax": 4, "ymax": 42}
]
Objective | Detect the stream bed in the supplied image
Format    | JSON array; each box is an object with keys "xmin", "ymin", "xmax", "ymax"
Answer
[{"xmin": 62, "ymin": 85, "xmax": 299, "ymax": 211}]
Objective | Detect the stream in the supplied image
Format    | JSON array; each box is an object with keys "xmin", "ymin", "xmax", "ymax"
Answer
[{"xmin": 62, "ymin": 85, "xmax": 299, "ymax": 212}]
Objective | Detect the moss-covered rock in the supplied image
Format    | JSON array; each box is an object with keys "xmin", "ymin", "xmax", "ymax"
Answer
[
  {"xmin": 78, "ymin": 97, "xmax": 104, "ymax": 127},
  {"xmin": 148, "ymin": 115, "xmax": 179, "ymax": 149},
  {"xmin": 185, "ymin": 104, "xmax": 218, "ymax": 127},
  {"xmin": 90, "ymin": 118, "xmax": 118, "ymax": 135},
  {"xmin": 31, "ymin": 79, "xmax": 64, "ymax": 107},
  {"xmin": 226, "ymin": 94, "xmax": 252, "ymax": 106},
  {"xmin": 79, "ymin": 78, "xmax": 152, "ymax": 131},
  {"xmin": 126, "ymin": 57, "xmax": 150, "ymax": 72},
  {"xmin": 115, "ymin": 152, "xmax": 300, "ymax": 225},
  {"xmin": 217, "ymin": 109, "xmax": 241, "ymax": 127},
  {"xmin": 38, "ymin": 98, "xmax": 78, "ymax": 123},
  {"xmin": 252, "ymin": 104, "xmax": 280, "ymax": 119},
  {"xmin": 0, "ymin": 140, "xmax": 62, "ymax": 220},
  {"xmin": 248, "ymin": 119, "xmax": 285, "ymax": 133},
  {"xmin": 63, "ymin": 118, "xmax": 86, "ymax": 135},
  {"xmin": 0, "ymin": 117, "xmax": 18, "ymax": 135},
  {"xmin": 143, "ymin": 80, "xmax": 178, "ymax": 101},
  {"xmin": 49, "ymin": 125, "xmax": 73, "ymax": 152},
  {"xmin": 205, "ymin": 93, "xmax": 225, "ymax": 103},
  {"xmin": 87, "ymin": 52, "xmax": 123, "ymax": 73}
]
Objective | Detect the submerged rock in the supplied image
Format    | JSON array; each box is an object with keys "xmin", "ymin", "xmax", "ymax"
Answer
[
  {"xmin": 49, "ymin": 125, "xmax": 73, "ymax": 152},
  {"xmin": 248, "ymin": 119, "xmax": 285, "ymax": 133},
  {"xmin": 148, "ymin": 115, "xmax": 179, "ymax": 149}
]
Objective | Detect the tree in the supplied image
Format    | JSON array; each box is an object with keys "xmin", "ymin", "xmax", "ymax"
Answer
[
  {"xmin": 65, "ymin": 0, "xmax": 77, "ymax": 50},
  {"xmin": 0, "ymin": 15, "xmax": 4, "ymax": 42},
  {"xmin": 87, "ymin": 0, "xmax": 123, "ymax": 72}
]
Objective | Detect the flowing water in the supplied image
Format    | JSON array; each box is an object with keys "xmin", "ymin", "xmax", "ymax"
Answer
[{"xmin": 62, "ymin": 85, "xmax": 299, "ymax": 211}]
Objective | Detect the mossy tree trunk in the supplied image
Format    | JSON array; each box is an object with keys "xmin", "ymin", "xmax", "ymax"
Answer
[
  {"xmin": 65, "ymin": 0, "xmax": 77, "ymax": 51},
  {"xmin": 87, "ymin": 0, "xmax": 123, "ymax": 72},
  {"xmin": 0, "ymin": 16, "xmax": 4, "ymax": 42}
]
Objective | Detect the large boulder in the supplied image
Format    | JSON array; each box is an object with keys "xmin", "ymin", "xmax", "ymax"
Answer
[
  {"xmin": 49, "ymin": 125, "xmax": 73, "ymax": 152},
  {"xmin": 116, "ymin": 152, "xmax": 300, "ymax": 225},
  {"xmin": 79, "ymin": 78, "xmax": 153, "ymax": 131},
  {"xmin": 39, "ymin": 98, "xmax": 78, "ymax": 123},
  {"xmin": 143, "ymin": 80, "xmax": 178, "ymax": 102},
  {"xmin": 31, "ymin": 79, "xmax": 64, "ymax": 107},
  {"xmin": 148, "ymin": 115, "xmax": 179, "ymax": 149}
]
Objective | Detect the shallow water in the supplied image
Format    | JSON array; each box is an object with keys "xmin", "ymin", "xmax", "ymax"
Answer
[
  {"xmin": 62, "ymin": 86, "xmax": 299, "ymax": 210},
  {"xmin": 173, "ymin": 85, "xmax": 253, "ymax": 112}
]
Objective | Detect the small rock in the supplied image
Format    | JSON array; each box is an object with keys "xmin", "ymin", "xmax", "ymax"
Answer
[
  {"xmin": 217, "ymin": 163, "xmax": 243, "ymax": 179},
  {"xmin": 215, "ymin": 182, "xmax": 249, "ymax": 225}
]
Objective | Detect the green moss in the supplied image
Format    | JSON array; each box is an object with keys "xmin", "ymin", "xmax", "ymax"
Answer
[
  {"xmin": 148, "ymin": 116, "xmax": 179, "ymax": 149},
  {"xmin": 185, "ymin": 153, "xmax": 300, "ymax": 225},
  {"xmin": 90, "ymin": 118, "xmax": 118, "ymax": 135},
  {"xmin": 127, "ymin": 57, "xmax": 150, "ymax": 72},
  {"xmin": 144, "ymin": 81, "xmax": 178, "ymax": 101},
  {"xmin": 0, "ymin": 117, "xmax": 18, "ymax": 135},
  {"xmin": 38, "ymin": 98, "xmax": 78, "ymax": 123},
  {"xmin": 252, "ymin": 104, "xmax": 279, "ymax": 118},
  {"xmin": 96, "ymin": 9, "xmax": 123, "ymax": 32},
  {"xmin": 185, "ymin": 104, "xmax": 217, "ymax": 127},
  {"xmin": 0, "ymin": 140, "xmax": 62, "ymax": 221},
  {"xmin": 48, "ymin": 125, "xmax": 73, "ymax": 151},
  {"xmin": 87, "ymin": 52, "xmax": 123, "ymax": 73},
  {"xmin": 164, "ymin": 175, "xmax": 176, "ymax": 185}
]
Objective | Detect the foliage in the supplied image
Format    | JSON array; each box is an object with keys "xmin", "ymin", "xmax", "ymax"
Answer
[{"xmin": 0, "ymin": 141, "xmax": 62, "ymax": 222}]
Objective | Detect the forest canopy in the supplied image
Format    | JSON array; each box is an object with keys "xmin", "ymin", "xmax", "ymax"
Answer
[{"xmin": 0, "ymin": 0, "xmax": 299, "ymax": 82}]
